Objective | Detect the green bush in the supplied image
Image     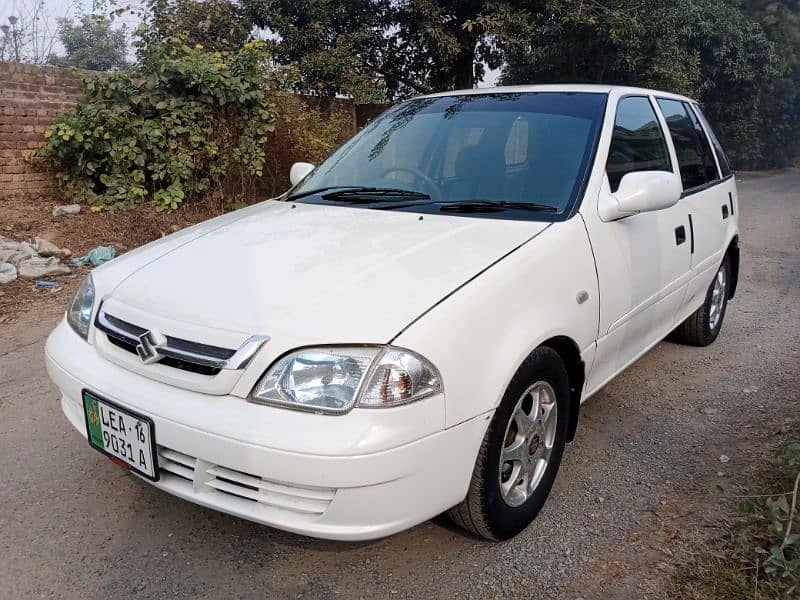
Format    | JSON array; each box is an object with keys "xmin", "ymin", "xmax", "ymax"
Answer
[
  {"xmin": 32, "ymin": 40, "xmax": 278, "ymax": 211},
  {"xmin": 261, "ymin": 92, "xmax": 352, "ymax": 196}
]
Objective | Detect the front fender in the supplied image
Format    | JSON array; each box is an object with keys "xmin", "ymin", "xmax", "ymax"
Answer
[{"xmin": 393, "ymin": 217, "xmax": 600, "ymax": 428}]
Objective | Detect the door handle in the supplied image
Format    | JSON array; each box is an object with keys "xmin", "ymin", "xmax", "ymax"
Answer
[
  {"xmin": 722, "ymin": 204, "xmax": 729, "ymax": 219},
  {"xmin": 675, "ymin": 225, "xmax": 686, "ymax": 245}
]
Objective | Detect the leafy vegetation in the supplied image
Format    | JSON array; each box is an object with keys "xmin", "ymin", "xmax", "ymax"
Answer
[
  {"xmin": 49, "ymin": 13, "xmax": 128, "ymax": 71},
  {"xmin": 24, "ymin": 0, "xmax": 800, "ymax": 209},
  {"xmin": 261, "ymin": 91, "xmax": 351, "ymax": 195},
  {"xmin": 33, "ymin": 41, "xmax": 278, "ymax": 211},
  {"xmin": 243, "ymin": 0, "xmax": 389, "ymax": 103},
  {"xmin": 494, "ymin": 0, "xmax": 792, "ymax": 168},
  {"xmin": 247, "ymin": 0, "xmax": 799, "ymax": 168},
  {"xmin": 740, "ymin": 442, "xmax": 800, "ymax": 585},
  {"xmin": 138, "ymin": 0, "xmax": 253, "ymax": 58},
  {"xmin": 673, "ymin": 441, "xmax": 800, "ymax": 598}
]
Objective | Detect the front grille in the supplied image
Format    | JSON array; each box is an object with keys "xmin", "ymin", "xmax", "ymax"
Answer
[
  {"xmin": 105, "ymin": 335, "xmax": 223, "ymax": 376},
  {"xmin": 156, "ymin": 446, "xmax": 335, "ymax": 516},
  {"xmin": 94, "ymin": 305, "xmax": 269, "ymax": 377}
]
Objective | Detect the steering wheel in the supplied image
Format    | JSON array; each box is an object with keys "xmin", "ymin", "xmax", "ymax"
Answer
[{"xmin": 378, "ymin": 167, "xmax": 442, "ymax": 202}]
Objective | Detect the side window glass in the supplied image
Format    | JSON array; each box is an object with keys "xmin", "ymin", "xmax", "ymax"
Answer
[
  {"xmin": 606, "ymin": 97, "xmax": 671, "ymax": 192},
  {"xmin": 692, "ymin": 105, "xmax": 732, "ymax": 177},
  {"xmin": 657, "ymin": 99, "xmax": 719, "ymax": 190},
  {"xmin": 504, "ymin": 117, "xmax": 529, "ymax": 166}
]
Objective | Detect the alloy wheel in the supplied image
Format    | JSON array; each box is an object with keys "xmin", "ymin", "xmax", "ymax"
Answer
[
  {"xmin": 498, "ymin": 381, "xmax": 558, "ymax": 507},
  {"xmin": 709, "ymin": 266, "xmax": 727, "ymax": 331}
]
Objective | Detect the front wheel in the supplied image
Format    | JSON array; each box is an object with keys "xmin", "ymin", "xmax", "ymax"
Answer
[
  {"xmin": 447, "ymin": 347, "xmax": 570, "ymax": 540},
  {"xmin": 672, "ymin": 255, "xmax": 731, "ymax": 346}
]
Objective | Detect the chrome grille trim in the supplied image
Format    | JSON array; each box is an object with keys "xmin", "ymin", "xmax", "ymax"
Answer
[{"xmin": 95, "ymin": 303, "xmax": 269, "ymax": 372}]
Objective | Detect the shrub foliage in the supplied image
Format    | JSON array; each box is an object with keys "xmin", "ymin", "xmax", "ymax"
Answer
[{"xmin": 33, "ymin": 41, "xmax": 278, "ymax": 211}]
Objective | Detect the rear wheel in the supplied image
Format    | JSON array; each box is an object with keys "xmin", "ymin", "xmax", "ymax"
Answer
[
  {"xmin": 448, "ymin": 347, "xmax": 570, "ymax": 540},
  {"xmin": 672, "ymin": 255, "xmax": 731, "ymax": 346}
]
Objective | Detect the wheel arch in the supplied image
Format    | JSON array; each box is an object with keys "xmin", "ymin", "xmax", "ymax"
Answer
[
  {"xmin": 538, "ymin": 336, "xmax": 585, "ymax": 443},
  {"xmin": 726, "ymin": 235, "xmax": 740, "ymax": 299}
]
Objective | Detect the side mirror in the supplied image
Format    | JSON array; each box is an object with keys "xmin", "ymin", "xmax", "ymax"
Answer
[
  {"xmin": 289, "ymin": 162, "xmax": 315, "ymax": 186},
  {"xmin": 598, "ymin": 171, "xmax": 682, "ymax": 222}
]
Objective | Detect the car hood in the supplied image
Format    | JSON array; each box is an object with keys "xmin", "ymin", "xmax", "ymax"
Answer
[{"xmin": 108, "ymin": 201, "xmax": 549, "ymax": 343}]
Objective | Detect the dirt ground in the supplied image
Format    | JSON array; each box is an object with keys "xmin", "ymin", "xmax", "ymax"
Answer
[{"xmin": 0, "ymin": 170, "xmax": 798, "ymax": 599}]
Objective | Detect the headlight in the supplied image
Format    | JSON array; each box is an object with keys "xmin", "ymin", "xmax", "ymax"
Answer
[
  {"xmin": 250, "ymin": 346, "xmax": 442, "ymax": 414},
  {"xmin": 66, "ymin": 275, "xmax": 95, "ymax": 339}
]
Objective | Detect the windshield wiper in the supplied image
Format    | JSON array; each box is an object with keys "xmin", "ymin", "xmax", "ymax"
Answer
[
  {"xmin": 321, "ymin": 187, "xmax": 430, "ymax": 201},
  {"xmin": 437, "ymin": 200, "xmax": 557, "ymax": 213},
  {"xmin": 285, "ymin": 186, "xmax": 367, "ymax": 201},
  {"xmin": 286, "ymin": 186, "xmax": 431, "ymax": 203}
]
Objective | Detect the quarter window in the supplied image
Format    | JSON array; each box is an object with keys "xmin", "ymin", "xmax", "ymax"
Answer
[
  {"xmin": 657, "ymin": 99, "xmax": 719, "ymax": 190},
  {"xmin": 692, "ymin": 105, "xmax": 732, "ymax": 178},
  {"xmin": 606, "ymin": 97, "xmax": 671, "ymax": 192}
]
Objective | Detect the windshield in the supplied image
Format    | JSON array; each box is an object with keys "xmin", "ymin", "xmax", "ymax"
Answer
[{"xmin": 289, "ymin": 92, "xmax": 607, "ymax": 218}]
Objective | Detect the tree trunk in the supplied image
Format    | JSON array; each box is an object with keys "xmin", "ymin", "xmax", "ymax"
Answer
[{"xmin": 452, "ymin": 37, "xmax": 478, "ymax": 90}]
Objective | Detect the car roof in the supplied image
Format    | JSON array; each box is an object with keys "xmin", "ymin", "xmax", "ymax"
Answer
[{"xmin": 418, "ymin": 84, "xmax": 696, "ymax": 104}]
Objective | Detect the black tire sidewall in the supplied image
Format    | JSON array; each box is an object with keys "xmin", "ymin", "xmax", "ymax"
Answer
[{"xmin": 481, "ymin": 347, "xmax": 570, "ymax": 540}]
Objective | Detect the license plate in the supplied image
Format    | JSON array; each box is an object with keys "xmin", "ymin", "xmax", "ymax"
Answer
[{"xmin": 82, "ymin": 390, "xmax": 159, "ymax": 480}]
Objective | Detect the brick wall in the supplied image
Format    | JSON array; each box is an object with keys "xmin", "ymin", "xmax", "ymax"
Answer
[
  {"xmin": 0, "ymin": 62, "xmax": 85, "ymax": 201},
  {"xmin": 0, "ymin": 62, "xmax": 389, "ymax": 203}
]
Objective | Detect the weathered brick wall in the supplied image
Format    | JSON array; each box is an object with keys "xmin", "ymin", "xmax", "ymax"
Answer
[
  {"xmin": 0, "ymin": 62, "xmax": 85, "ymax": 201},
  {"xmin": 0, "ymin": 62, "xmax": 389, "ymax": 203}
]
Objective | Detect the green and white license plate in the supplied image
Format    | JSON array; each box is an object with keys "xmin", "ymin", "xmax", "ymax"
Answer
[{"xmin": 82, "ymin": 390, "xmax": 159, "ymax": 480}]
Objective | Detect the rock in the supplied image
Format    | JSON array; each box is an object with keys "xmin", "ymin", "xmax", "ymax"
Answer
[
  {"xmin": 719, "ymin": 454, "xmax": 731, "ymax": 463},
  {"xmin": 52, "ymin": 204, "xmax": 81, "ymax": 217},
  {"xmin": 0, "ymin": 262, "xmax": 17, "ymax": 284},
  {"xmin": 699, "ymin": 407, "xmax": 719, "ymax": 415},
  {"xmin": 17, "ymin": 256, "xmax": 71, "ymax": 279},
  {"xmin": 743, "ymin": 386, "xmax": 759, "ymax": 394},
  {"xmin": 0, "ymin": 239, "xmax": 36, "ymax": 266},
  {"xmin": 31, "ymin": 237, "xmax": 71, "ymax": 259},
  {"xmin": 30, "ymin": 237, "xmax": 72, "ymax": 258}
]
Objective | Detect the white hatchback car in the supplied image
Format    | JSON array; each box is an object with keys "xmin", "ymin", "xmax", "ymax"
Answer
[{"xmin": 46, "ymin": 85, "xmax": 739, "ymax": 541}]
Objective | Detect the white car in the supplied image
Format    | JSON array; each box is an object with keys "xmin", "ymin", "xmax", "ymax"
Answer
[{"xmin": 46, "ymin": 85, "xmax": 739, "ymax": 541}]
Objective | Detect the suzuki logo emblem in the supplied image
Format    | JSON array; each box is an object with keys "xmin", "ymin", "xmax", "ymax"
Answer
[{"xmin": 136, "ymin": 329, "xmax": 168, "ymax": 364}]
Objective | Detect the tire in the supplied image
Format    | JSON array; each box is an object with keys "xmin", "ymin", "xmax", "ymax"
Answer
[
  {"xmin": 447, "ymin": 347, "xmax": 570, "ymax": 540},
  {"xmin": 672, "ymin": 254, "xmax": 731, "ymax": 347}
]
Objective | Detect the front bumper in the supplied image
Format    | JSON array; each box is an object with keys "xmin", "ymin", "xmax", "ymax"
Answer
[{"xmin": 45, "ymin": 319, "xmax": 490, "ymax": 541}]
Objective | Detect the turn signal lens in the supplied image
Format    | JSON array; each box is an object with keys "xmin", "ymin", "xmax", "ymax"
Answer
[{"xmin": 358, "ymin": 348, "xmax": 442, "ymax": 408}]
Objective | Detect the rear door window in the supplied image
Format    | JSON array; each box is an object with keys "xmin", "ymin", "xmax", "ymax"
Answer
[
  {"xmin": 656, "ymin": 99, "xmax": 720, "ymax": 191},
  {"xmin": 606, "ymin": 96, "xmax": 672, "ymax": 192}
]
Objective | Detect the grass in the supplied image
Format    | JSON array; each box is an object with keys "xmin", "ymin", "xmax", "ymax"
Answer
[{"xmin": 670, "ymin": 442, "xmax": 800, "ymax": 599}]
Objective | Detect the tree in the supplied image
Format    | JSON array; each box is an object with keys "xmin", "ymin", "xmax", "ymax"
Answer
[
  {"xmin": 382, "ymin": 0, "xmax": 511, "ymax": 96},
  {"xmin": 496, "ymin": 0, "xmax": 779, "ymax": 168},
  {"xmin": 242, "ymin": 0, "xmax": 390, "ymax": 102},
  {"xmin": 242, "ymin": 0, "xmax": 525, "ymax": 99},
  {"xmin": 51, "ymin": 14, "xmax": 128, "ymax": 71},
  {"xmin": 140, "ymin": 0, "xmax": 253, "ymax": 56},
  {"xmin": 738, "ymin": 0, "xmax": 800, "ymax": 167}
]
